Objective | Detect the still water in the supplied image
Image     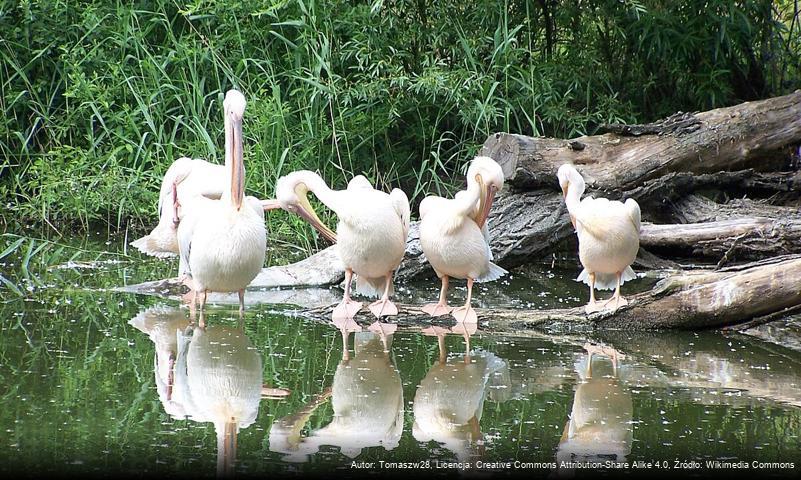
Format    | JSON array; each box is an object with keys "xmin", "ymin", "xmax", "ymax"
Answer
[{"xmin": 1, "ymin": 235, "xmax": 800, "ymax": 478}]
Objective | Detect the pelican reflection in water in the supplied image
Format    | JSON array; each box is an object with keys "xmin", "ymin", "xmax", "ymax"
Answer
[
  {"xmin": 412, "ymin": 326, "xmax": 507, "ymax": 462},
  {"xmin": 555, "ymin": 344, "xmax": 633, "ymax": 477},
  {"xmin": 269, "ymin": 325, "xmax": 403, "ymax": 461},
  {"xmin": 129, "ymin": 306, "xmax": 192, "ymax": 418},
  {"xmin": 130, "ymin": 306, "xmax": 288, "ymax": 478}
]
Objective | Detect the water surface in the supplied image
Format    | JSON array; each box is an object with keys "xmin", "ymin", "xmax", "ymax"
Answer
[{"xmin": 1, "ymin": 235, "xmax": 800, "ymax": 478}]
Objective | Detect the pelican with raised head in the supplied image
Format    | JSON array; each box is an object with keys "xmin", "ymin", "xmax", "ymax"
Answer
[
  {"xmin": 419, "ymin": 156, "xmax": 507, "ymax": 324},
  {"xmin": 557, "ymin": 163, "xmax": 641, "ymax": 313},
  {"xmin": 275, "ymin": 172, "xmax": 410, "ymax": 321},
  {"xmin": 177, "ymin": 90, "xmax": 273, "ymax": 315}
]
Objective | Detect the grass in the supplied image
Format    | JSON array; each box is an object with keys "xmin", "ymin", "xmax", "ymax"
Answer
[{"xmin": 0, "ymin": 0, "xmax": 799, "ymax": 249}]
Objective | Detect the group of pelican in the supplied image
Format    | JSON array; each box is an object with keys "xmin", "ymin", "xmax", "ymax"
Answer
[{"xmin": 133, "ymin": 89, "xmax": 641, "ymax": 323}]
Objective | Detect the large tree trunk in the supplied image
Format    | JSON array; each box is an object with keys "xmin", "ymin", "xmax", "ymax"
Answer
[{"xmin": 481, "ymin": 90, "xmax": 801, "ymax": 192}]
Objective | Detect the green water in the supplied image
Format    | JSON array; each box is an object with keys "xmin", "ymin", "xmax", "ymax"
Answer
[{"xmin": 1, "ymin": 235, "xmax": 800, "ymax": 478}]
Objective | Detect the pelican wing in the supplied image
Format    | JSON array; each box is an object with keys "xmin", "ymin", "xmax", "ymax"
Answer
[
  {"xmin": 390, "ymin": 188, "xmax": 411, "ymax": 241},
  {"xmin": 574, "ymin": 197, "xmax": 612, "ymax": 239},
  {"xmin": 576, "ymin": 197, "xmax": 641, "ymax": 241}
]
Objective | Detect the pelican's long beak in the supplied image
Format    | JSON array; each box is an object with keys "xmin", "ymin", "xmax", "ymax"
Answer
[
  {"xmin": 561, "ymin": 181, "xmax": 569, "ymax": 199},
  {"xmin": 475, "ymin": 175, "xmax": 498, "ymax": 229},
  {"xmin": 231, "ymin": 113, "xmax": 245, "ymax": 211},
  {"xmin": 294, "ymin": 187, "xmax": 337, "ymax": 243},
  {"xmin": 261, "ymin": 199, "xmax": 282, "ymax": 211}
]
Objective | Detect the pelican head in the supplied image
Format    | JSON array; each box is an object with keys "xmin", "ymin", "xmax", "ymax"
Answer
[
  {"xmin": 467, "ymin": 156, "xmax": 504, "ymax": 228},
  {"xmin": 557, "ymin": 164, "xmax": 585, "ymax": 199},
  {"xmin": 224, "ymin": 89, "xmax": 247, "ymax": 211},
  {"xmin": 275, "ymin": 171, "xmax": 337, "ymax": 243},
  {"xmin": 557, "ymin": 164, "xmax": 585, "ymax": 227}
]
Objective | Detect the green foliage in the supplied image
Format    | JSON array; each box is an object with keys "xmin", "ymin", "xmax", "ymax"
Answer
[{"xmin": 1, "ymin": 0, "xmax": 799, "ymax": 244}]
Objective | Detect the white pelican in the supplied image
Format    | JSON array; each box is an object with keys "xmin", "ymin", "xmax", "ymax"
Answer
[
  {"xmin": 131, "ymin": 159, "xmax": 280, "ymax": 260},
  {"xmin": 557, "ymin": 164, "xmax": 641, "ymax": 313},
  {"xmin": 275, "ymin": 172, "xmax": 410, "ymax": 320},
  {"xmin": 269, "ymin": 331, "xmax": 403, "ymax": 461},
  {"xmin": 131, "ymin": 158, "xmax": 224, "ymax": 258},
  {"xmin": 419, "ymin": 156, "xmax": 507, "ymax": 324},
  {"xmin": 177, "ymin": 90, "xmax": 272, "ymax": 315}
]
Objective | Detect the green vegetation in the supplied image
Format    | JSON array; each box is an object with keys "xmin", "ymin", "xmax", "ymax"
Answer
[{"xmin": 1, "ymin": 0, "xmax": 799, "ymax": 242}]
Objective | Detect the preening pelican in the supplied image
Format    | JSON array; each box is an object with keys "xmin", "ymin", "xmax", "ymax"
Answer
[
  {"xmin": 557, "ymin": 164, "xmax": 641, "ymax": 313},
  {"xmin": 275, "ymin": 172, "xmax": 410, "ymax": 320},
  {"xmin": 131, "ymin": 158, "xmax": 280, "ymax": 261},
  {"xmin": 177, "ymin": 90, "xmax": 272, "ymax": 315},
  {"xmin": 419, "ymin": 156, "xmax": 507, "ymax": 324}
]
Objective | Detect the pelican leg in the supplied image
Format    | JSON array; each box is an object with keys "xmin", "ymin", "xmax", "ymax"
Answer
[
  {"xmin": 602, "ymin": 272, "xmax": 629, "ymax": 311},
  {"xmin": 238, "ymin": 289, "xmax": 246, "ymax": 315},
  {"xmin": 368, "ymin": 272, "xmax": 399, "ymax": 318},
  {"xmin": 422, "ymin": 275, "xmax": 453, "ymax": 317},
  {"xmin": 585, "ymin": 272, "xmax": 604, "ymax": 314},
  {"xmin": 452, "ymin": 277, "xmax": 478, "ymax": 324},
  {"xmin": 332, "ymin": 268, "xmax": 363, "ymax": 322}
]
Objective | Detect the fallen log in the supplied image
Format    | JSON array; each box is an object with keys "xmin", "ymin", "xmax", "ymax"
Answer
[
  {"xmin": 299, "ymin": 255, "xmax": 801, "ymax": 332},
  {"xmin": 481, "ymin": 90, "xmax": 801, "ymax": 191},
  {"xmin": 638, "ymin": 194, "xmax": 801, "ymax": 263},
  {"xmin": 640, "ymin": 217, "xmax": 801, "ymax": 261}
]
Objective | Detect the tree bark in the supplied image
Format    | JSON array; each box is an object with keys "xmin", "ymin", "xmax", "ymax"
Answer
[
  {"xmin": 481, "ymin": 90, "xmax": 801, "ymax": 192},
  {"xmin": 639, "ymin": 195, "xmax": 801, "ymax": 262}
]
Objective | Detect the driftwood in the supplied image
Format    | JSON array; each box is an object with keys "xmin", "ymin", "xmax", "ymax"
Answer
[{"xmin": 296, "ymin": 255, "xmax": 801, "ymax": 332}]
